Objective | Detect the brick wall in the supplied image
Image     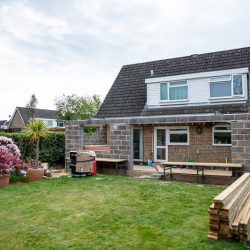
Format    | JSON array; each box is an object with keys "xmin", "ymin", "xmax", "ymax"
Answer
[
  {"xmin": 96, "ymin": 124, "xmax": 132, "ymax": 163},
  {"xmin": 65, "ymin": 121, "xmax": 132, "ymax": 168},
  {"xmin": 65, "ymin": 122, "xmax": 83, "ymax": 154},
  {"xmin": 83, "ymin": 127, "xmax": 107, "ymax": 145},
  {"xmin": 232, "ymin": 121, "xmax": 250, "ymax": 172},
  {"xmin": 143, "ymin": 126, "xmax": 153, "ymax": 162},
  {"xmin": 143, "ymin": 124, "xmax": 231, "ymax": 163},
  {"xmin": 168, "ymin": 125, "xmax": 231, "ymax": 163}
]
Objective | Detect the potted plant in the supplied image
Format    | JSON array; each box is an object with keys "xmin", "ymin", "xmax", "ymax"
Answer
[
  {"xmin": 0, "ymin": 136, "xmax": 21, "ymax": 187},
  {"xmin": 23, "ymin": 120, "xmax": 49, "ymax": 182}
]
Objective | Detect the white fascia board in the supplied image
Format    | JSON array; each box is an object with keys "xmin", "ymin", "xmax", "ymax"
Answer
[
  {"xmin": 35, "ymin": 118, "xmax": 57, "ymax": 121},
  {"xmin": 145, "ymin": 67, "xmax": 249, "ymax": 84}
]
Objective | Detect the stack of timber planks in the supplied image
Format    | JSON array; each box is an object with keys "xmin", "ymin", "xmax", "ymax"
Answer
[{"xmin": 208, "ymin": 173, "xmax": 250, "ymax": 242}]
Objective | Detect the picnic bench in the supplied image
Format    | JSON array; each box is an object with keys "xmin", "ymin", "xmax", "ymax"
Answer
[
  {"xmin": 161, "ymin": 161, "xmax": 243, "ymax": 183},
  {"xmin": 96, "ymin": 158, "xmax": 128, "ymax": 175}
]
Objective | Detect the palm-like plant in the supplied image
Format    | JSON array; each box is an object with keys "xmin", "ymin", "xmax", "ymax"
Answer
[{"xmin": 23, "ymin": 120, "xmax": 49, "ymax": 167}]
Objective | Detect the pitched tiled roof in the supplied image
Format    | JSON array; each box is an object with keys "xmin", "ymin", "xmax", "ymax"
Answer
[
  {"xmin": 0, "ymin": 120, "xmax": 7, "ymax": 126},
  {"xmin": 96, "ymin": 47, "xmax": 250, "ymax": 118},
  {"xmin": 17, "ymin": 107, "xmax": 57, "ymax": 125}
]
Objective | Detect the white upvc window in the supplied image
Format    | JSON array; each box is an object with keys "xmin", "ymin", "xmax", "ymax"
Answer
[
  {"xmin": 213, "ymin": 125, "xmax": 231, "ymax": 146},
  {"xmin": 160, "ymin": 80, "xmax": 188, "ymax": 101},
  {"xmin": 209, "ymin": 74, "xmax": 243, "ymax": 98},
  {"xmin": 169, "ymin": 127, "xmax": 189, "ymax": 145}
]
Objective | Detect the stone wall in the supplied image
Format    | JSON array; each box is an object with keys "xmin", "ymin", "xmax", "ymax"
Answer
[{"xmin": 232, "ymin": 121, "xmax": 250, "ymax": 172}]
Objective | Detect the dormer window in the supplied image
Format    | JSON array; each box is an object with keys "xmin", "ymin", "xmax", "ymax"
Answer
[
  {"xmin": 209, "ymin": 74, "xmax": 243, "ymax": 98},
  {"xmin": 160, "ymin": 80, "xmax": 188, "ymax": 101}
]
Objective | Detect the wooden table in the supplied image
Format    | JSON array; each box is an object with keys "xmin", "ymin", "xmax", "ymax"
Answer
[
  {"xmin": 161, "ymin": 161, "xmax": 243, "ymax": 183},
  {"xmin": 96, "ymin": 158, "xmax": 128, "ymax": 174}
]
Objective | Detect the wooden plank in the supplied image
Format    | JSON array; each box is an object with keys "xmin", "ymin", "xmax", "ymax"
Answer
[
  {"xmin": 96, "ymin": 158, "xmax": 128, "ymax": 163},
  {"xmin": 213, "ymin": 173, "xmax": 250, "ymax": 206},
  {"xmin": 161, "ymin": 161, "xmax": 242, "ymax": 168}
]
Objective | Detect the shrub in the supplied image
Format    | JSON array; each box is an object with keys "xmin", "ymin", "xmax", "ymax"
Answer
[
  {"xmin": 0, "ymin": 132, "xmax": 65, "ymax": 166},
  {"xmin": 0, "ymin": 136, "xmax": 22, "ymax": 176}
]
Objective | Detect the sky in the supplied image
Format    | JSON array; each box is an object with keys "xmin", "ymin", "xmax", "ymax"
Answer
[{"xmin": 0, "ymin": 0, "xmax": 250, "ymax": 119}]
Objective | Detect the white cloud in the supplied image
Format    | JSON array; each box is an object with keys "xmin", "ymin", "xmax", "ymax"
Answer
[{"xmin": 0, "ymin": 0, "xmax": 250, "ymax": 119}]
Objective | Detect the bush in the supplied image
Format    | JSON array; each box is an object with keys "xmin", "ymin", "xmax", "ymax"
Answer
[
  {"xmin": 9, "ymin": 172, "xmax": 29, "ymax": 183},
  {"xmin": 0, "ymin": 132, "xmax": 65, "ymax": 166}
]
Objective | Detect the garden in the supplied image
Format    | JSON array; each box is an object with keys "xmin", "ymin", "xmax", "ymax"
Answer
[
  {"xmin": 0, "ymin": 175, "xmax": 248, "ymax": 249},
  {"xmin": 0, "ymin": 121, "xmax": 248, "ymax": 249},
  {"xmin": 0, "ymin": 120, "xmax": 65, "ymax": 186}
]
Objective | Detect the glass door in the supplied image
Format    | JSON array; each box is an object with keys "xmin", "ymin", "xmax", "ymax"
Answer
[
  {"xmin": 154, "ymin": 128, "xmax": 168, "ymax": 162},
  {"xmin": 133, "ymin": 128, "xmax": 143, "ymax": 160}
]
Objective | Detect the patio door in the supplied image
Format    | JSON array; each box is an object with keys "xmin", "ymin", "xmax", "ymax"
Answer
[
  {"xmin": 133, "ymin": 128, "xmax": 143, "ymax": 160},
  {"xmin": 154, "ymin": 128, "xmax": 168, "ymax": 162}
]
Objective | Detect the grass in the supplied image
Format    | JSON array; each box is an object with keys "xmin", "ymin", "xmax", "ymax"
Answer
[{"xmin": 0, "ymin": 175, "xmax": 249, "ymax": 250}]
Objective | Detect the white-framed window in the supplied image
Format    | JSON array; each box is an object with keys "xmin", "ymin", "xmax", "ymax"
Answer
[
  {"xmin": 169, "ymin": 127, "xmax": 189, "ymax": 145},
  {"xmin": 160, "ymin": 80, "xmax": 188, "ymax": 101},
  {"xmin": 213, "ymin": 125, "xmax": 231, "ymax": 146},
  {"xmin": 154, "ymin": 126, "xmax": 189, "ymax": 162},
  {"xmin": 46, "ymin": 120, "xmax": 53, "ymax": 127},
  {"xmin": 210, "ymin": 74, "xmax": 243, "ymax": 98}
]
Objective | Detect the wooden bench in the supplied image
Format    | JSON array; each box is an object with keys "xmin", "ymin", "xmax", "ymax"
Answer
[
  {"xmin": 161, "ymin": 161, "xmax": 243, "ymax": 183},
  {"xmin": 96, "ymin": 158, "xmax": 128, "ymax": 175}
]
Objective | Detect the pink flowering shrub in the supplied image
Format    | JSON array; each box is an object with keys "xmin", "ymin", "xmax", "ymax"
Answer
[{"xmin": 0, "ymin": 136, "xmax": 26, "ymax": 176}]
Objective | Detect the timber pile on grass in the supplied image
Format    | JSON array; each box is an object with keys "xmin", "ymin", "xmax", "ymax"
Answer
[{"xmin": 208, "ymin": 173, "xmax": 250, "ymax": 242}]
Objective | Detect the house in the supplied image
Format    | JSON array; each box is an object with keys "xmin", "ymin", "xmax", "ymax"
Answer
[
  {"xmin": 65, "ymin": 47, "xmax": 250, "ymax": 171},
  {"xmin": 8, "ymin": 107, "xmax": 63, "ymax": 129},
  {"xmin": 0, "ymin": 120, "xmax": 8, "ymax": 129}
]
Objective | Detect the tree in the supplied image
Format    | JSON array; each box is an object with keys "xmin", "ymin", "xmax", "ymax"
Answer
[
  {"xmin": 22, "ymin": 120, "xmax": 49, "ymax": 167},
  {"xmin": 54, "ymin": 94, "xmax": 102, "ymax": 121},
  {"xmin": 26, "ymin": 94, "xmax": 38, "ymax": 121}
]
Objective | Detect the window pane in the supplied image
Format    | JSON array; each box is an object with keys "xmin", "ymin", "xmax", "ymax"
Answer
[
  {"xmin": 170, "ymin": 133, "xmax": 188, "ymax": 143},
  {"xmin": 170, "ymin": 80, "xmax": 187, "ymax": 86},
  {"xmin": 170, "ymin": 128, "xmax": 187, "ymax": 132},
  {"xmin": 157, "ymin": 148, "xmax": 166, "ymax": 160},
  {"xmin": 214, "ymin": 132, "xmax": 231, "ymax": 145},
  {"xmin": 160, "ymin": 83, "xmax": 168, "ymax": 100},
  {"xmin": 210, "ymin": 75, "xmax": 231, "ymax": 82},
  {"xmin": 233, "ymin": 75, "xmax": 243, "ymax": 95},
  {"xmin": 214, "ymin": 126, "xmax": 231, "ymax": 131},
  {"xmin": 210, "ymin": 82, "xmax": 231, "ymax": 97},
  {"xmin": 157, "ymin": 129, "xmax": 165, "ymax": 146},
  {"xmin": 169, "ymin": 86, "xmax": 188, "ymax": 100}
]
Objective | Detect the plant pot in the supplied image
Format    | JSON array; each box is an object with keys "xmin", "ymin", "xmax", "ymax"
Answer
[
  {"xmin": 0, "ymin": 175, "xmax": 9, "ymax": 187},
  {"xmin": 28, "ymin": 168, "xmax": 44, "ymax": 182}
]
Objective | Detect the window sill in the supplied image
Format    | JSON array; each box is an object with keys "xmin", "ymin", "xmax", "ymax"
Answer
[
  {"xmin": 169, "ymin": 143, "xmax": 189, "ymax": 146},
  {"xmin": 209, "ymin": 96, "xmax": 245, "ymax": 101},
  {"xmin": 213, "ymin": 144, "xmax": 232, "ymax": 147},
  {"xmin": 159, "ymin": 99, "xmax": 189, "ymax": 104}
]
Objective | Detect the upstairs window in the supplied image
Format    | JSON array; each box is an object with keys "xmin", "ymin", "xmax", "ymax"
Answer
[
  {"xmin": 210, "ymin": 74, "xmax": 243, "ymax": 98},
  {"xmin": 160, "ymin": 80, "xmax": 188, "ymax": 101},
  {"xmin": 213, "ymin": 125, "xmax": 231, "ymax": 146}
]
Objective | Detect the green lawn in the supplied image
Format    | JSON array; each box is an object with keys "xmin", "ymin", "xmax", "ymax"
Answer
[{"xmin": 0, "ymin": 175, "xmax": 249, "ymax": 250}]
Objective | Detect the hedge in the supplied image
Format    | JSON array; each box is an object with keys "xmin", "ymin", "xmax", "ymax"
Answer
[{"xmin": 0, "ymin": 132, "xmax": 65, "ymax": 166}]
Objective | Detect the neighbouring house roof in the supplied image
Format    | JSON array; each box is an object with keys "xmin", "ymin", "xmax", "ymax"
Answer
[
  {"xmin": 96, "ymin": 47, "xmax": 250, "ymax": 118},
  {"xmin": 0, "ymin": 120, "xmax": 7, "ymax": 126},
  {"xmin": 8, "ymin": 107, "xmax": 58, "ymax": 129},
  {"xmin": 16, "ymin": 107, "xmax": 57, "ymax": 125}
]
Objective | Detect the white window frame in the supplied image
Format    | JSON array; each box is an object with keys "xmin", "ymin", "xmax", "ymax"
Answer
[
  {"xmin": 209, "ymin": 74, "xmax": 244, "ymax": 99},
  {"xmin": 212, "ymin": 125, "xmax": 232, "ymax": 146},
  {"xmin": 154, "ymin": 126, "xmax": 189, "ymax": 162},
  {"xmin": 160, "ymin": 80, "xmax": 189, "ymax": 102},
  {"xmin": 169, "ymin": 127, "xmax": 189, "ymax": 145}
]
